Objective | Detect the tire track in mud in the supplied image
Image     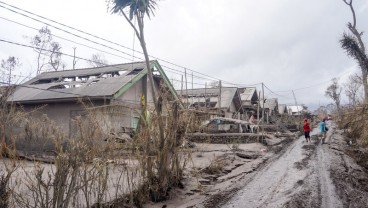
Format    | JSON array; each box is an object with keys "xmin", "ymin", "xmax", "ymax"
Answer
[
  {"xmin": 222, "ymin": 132, "xmax": 310, "ymax": 208},
  {"xmin": 223, "ymin": 127, "xmax": 343, "ymax": 208},
  {"xmin": 316, "ymin": 141, "xmax": 343, "ymax": 208}
]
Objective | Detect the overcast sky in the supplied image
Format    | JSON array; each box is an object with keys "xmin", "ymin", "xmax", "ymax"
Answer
[{"xmin": 1, "ymin": 0, "xmax": 368, "ymax": 110}]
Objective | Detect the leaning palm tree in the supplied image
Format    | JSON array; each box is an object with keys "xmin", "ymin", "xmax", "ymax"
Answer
[
  {"xmin": 341, "ymin": 0, "xmax": 368, "ymax": 103},
  {"xmin": 109, "ymin": 0, "xmax": 171, "ymax": 202},
  {"xmin": 340, "ymin": 33, "xmax": 368, "ymax": 103}
]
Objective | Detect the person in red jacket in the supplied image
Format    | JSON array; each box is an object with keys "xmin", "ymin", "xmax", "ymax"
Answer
[{"xmin": 303, "ymin": 118, "xmax": 311, "ymax": 142}]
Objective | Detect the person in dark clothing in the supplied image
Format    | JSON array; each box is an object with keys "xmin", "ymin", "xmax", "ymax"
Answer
[{"xmin": 303, "ymin": 118, "xmax": 311, "ymax": 142}]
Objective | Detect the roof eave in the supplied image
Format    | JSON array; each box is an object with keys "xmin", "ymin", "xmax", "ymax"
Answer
[{"xmin": 10, "ymin": 96, "xmax": 113, "ymax": 105}]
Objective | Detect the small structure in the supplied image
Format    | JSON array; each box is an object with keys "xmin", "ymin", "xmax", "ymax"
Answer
[
  {"xmin": 177, "ymin": 87, "xmax": 243, "ymax": 119},
  {"xmin": 199, "ymin": 117, "xmax": 251, "ymax": 133},
  {"xmin": 264, "ymin": 98, "xmax": 279, "ymax": 117},
  {"xmin": 8, "ymin": 60, "xmax": 180, "ymax": 137},
  {"xmin": 278, "ymin": 104, "xmax": 288, "ymax": 115},
  {"xmin": 238, "ymin": 87, "xmax": 259, "ymax": 118},
  {"xmin": 287, "ymin": 105, "xmax": 307, "ymax": 116}
]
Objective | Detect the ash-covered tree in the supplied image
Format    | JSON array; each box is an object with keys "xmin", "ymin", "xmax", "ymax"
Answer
[
  {"xmin": 87, "ymin": 53, "xmax": 109, "ymax": 67},
  {"xmin": 0, "ymin": 56, "xmax": 21, "ymax": 85},
  {"xmin": 29, "ymin": 26, "xmax": 63, "ymax": 74},
  {"xmin": 108, "ymin": 0, "xmax": 183, "ymax": 203},
  {"xmin": 109, "ymin": 0, "xmax": 159, "ymax": 108},
  {"xmin": 344, "ymin": 73, "xmax": 362, "ymax": 106},
  {"xmin": 340, "ymin": 0, "xmax": 368, "ymax": 103},
  {"xmin": 325, "ymin": 78, "xmax": 342, "ymax": 115}
]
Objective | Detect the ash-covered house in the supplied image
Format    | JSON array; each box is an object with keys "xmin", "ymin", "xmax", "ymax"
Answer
[
  {"xmin": 8, "ymin": 60, "xmax": 180, "ymax": 138},
  {"xmin": 177, "ymin": 87, "xmax": 243, "ymax": 119},
  {"xmin": 287, "ymin": 105, "xmax": 307, "ymax": 116},
  {"xmin": 262, "ymin": 98, "xmax": 279, "ymax": 123},
  {"xmin": 278, "ymin": 104, "xmax": 288, "ymax": 115},
  {"xmin": 238, "ymin": 87, "xmax": 259, "ymax": 119}
]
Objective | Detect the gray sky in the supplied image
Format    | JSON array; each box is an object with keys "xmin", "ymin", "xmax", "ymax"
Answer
[{"xmin": 1, "ymin": 0, "xmax": 368, "ymax": 110}]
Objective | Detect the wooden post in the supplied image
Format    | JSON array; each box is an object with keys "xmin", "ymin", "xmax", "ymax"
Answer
[
  {"xmin": 219, "ymin": 80, "xmax": 222, "ymax": 117},
  {"xmin": 262, "ymin": 83, "xmax": 265, "ymax": 123},
  {"xmin": 292, "ymin": 90, "xmax": 302, "ymax": 131},
  {"xmin": 185, "ymin": 68, "xmax": 188, "ymax": 109},
  {"xmin": 72, "ymin": 47, "xmax": 77, "ymax": 70},
  {"xmin": 192, "ymin": 71, "xmax": 194, "ymax": 105},
  {"xmin": 257, "ymin": 91, "xmax": 260, "ymax": 125},
  {"xmin": 180, "ymin": 75, "xmax": 183, "ymax": 96},
  {"xmin": 205, "ymin": 82, "xmax": 207, "ymax": 111}
]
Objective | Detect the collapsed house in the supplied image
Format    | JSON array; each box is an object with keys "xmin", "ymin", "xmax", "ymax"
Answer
[
  {"xmin": 177, "ymin": 87, "xmax": 243, "ymax": 120},
  {"xmin": 278, "ymin": 104, "xmax": 288, "ymax": 115},
  {"xmin": 7, "ymin": 60, "xmax": 180, "ymax": 138},
  {"xmin": 238, "ymin": 87, "xmax": 259, "ymax": 119},
  {"xmin": 262, "ymin": 98, "xmax": 279, "ymax": 123}
]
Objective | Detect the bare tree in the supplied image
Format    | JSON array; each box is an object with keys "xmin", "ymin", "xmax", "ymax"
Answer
[
  {"xmin": 0, "ymin": 56, "xmax": 21, "ymax": 85},
  {"xmin": 325, "ymin": 78, "xmax": 342, "ymax": 114},
  {"xmin": 87, "ymin": 53, "xmax": 109, "ymax": 67},
  {"xmin": 208, "ymin": 81, "xmax": 220, "ymax": 88},
  {"xmin": 344, "ymin": 73, "xmax": 362, "ymax": 106},
  {"xmin": 30, "ymin": 26, "xmax": 63, "ymax": 74},
  {"xmin": 340, "ymin": 0, "xmax": 368, "ymax": 103}
]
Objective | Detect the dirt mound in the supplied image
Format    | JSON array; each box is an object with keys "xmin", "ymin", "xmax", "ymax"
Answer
[{"xmin": 328, "ymin": 135, "xmax": 368, "ymax": 207}]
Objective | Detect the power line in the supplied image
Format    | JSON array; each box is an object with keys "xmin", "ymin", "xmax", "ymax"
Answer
[
  {"xmin": 1, "ymin": 1, "xmax": 339, "ymax": 97},
  {"xmin": 0, "ymin": 38, "xmax": 118, "ymax": 69},
  {"xmin": 0, "ymin": 15, "xmax": 134, "ymax": 62},
  {"xmin": 0, "ymin": 0, "xmax": 247, "ymax": 87},
  {"xmin": 0, "ymin": 8, "xmax": 222, "ymax": 83},
  {"xmin": 0, "ymin": 15, "xmax": 218, "ymax": 83}
]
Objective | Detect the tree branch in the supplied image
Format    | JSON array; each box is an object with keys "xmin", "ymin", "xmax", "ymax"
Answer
[{"xmin": 120, "ymin": 8, "xmax": 142, "ymax": 41}]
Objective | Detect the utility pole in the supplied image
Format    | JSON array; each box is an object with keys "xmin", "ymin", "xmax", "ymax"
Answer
[
  {"xmin": 192, "ymin": 71, "xmax": 194, "ymax": 105},
  {"xmin": 185, "ymin": 68, "xmax": 188, "ymax": 109},
  {"xmin": 257, "ymin": 91, "xmax": 261, "ymax": 141},
  {"xmin": 180, "ymin": 75, "xmax": 183, "ymax": 96},
  {"xmin": 219, "ymin": 80, "xmax": 222, "ymax": 116},
  {"xmin": 205, "ymin": 82, "xmax": 207, "ymax": 112},
  {"xmin": 292, "ymin": 90, "xmax": 302, "ymax": 131},
  {"xmin": 262, "ymin": 83, "xmax": 265, "ymax": 123},
  {"xmin": 72, "ymin": 47, "xmax": 77, "ymax": 70}
]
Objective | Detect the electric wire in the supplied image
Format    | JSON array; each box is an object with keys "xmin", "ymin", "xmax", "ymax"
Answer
[{"xmin": 0, "ymin": 0, "xmax": 248, "ymax": 86}]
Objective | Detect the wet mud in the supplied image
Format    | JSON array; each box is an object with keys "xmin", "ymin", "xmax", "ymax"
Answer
[{"xmin": 223, "ymin": 123, "xmax": 368, "ymax": 208}]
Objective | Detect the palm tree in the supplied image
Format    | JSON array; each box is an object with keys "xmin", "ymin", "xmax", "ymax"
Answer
[
  {"xmin": 340, "ymin": 34, "xmax": 368, "ymax": 104},
  {"xmin": 110, "ymin": 0, "xmax": 159, "ymax": 109},
  {"xmin": 110, "ymin": 0, "xmax": 170, "ymax": 200},
  {"xmin": 341, "ymin": 0, "xmax": 368, "ymax": 103}
]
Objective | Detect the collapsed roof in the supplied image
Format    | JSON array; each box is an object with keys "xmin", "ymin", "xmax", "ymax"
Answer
[{"xmin": 8, "ymin": 60, "xmax": 179, "ymax": 104}]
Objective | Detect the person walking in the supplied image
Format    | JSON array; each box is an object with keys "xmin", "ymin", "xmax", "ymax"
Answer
[
  {"xmin": 319, "ymin": 118, "xmax": 327, "ymax": 144},
  {"xmin": 303, "ymin": 118, "xmax": 311, "ymax": 142}
]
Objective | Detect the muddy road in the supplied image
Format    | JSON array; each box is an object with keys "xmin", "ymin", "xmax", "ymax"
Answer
[{"xmin": 223, "ymin": 123, "xmax": 363, "ymax": 208}]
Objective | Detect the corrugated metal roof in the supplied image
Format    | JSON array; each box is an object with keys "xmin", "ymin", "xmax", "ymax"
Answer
[
  {"xmin": 8, "ymin": 62, "xmax": 149, "ymax": 103},
  {"xmin": 239, "ymin": 87, "xmax": 257, "ymax": 102},
  {"xmin": 287, "ymin": 105, "xmax": 305, "ymax": 113},
  {"xmin": 264, "ymin": 98, "xmax": 278, "ymax": 110},
  {"xmin": 24, "ymin": 62, "xmax": 146, "ymax": 84},
  {"xmin": 177, "ymin": 87, "xmax": 238, "ymax": 109}
]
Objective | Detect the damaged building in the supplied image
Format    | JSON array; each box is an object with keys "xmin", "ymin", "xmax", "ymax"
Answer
[{"xmin": 7, "ymin": 60, "xmax": 180, "ymax": 138}]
